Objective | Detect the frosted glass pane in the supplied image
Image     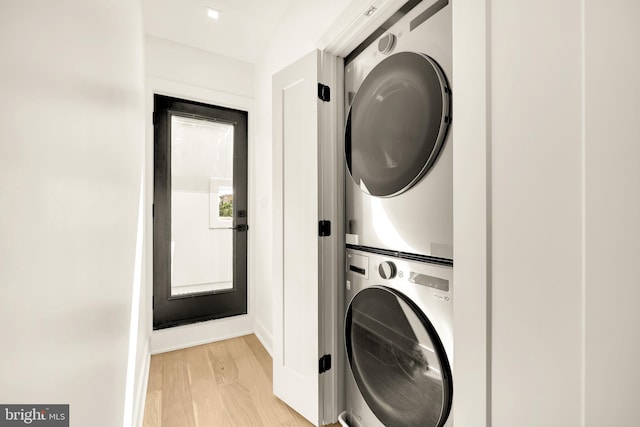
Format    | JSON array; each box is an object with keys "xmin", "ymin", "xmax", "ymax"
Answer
[{"xmin": 170, "ymin": 115, "xmax": 234, "ymax": 296}]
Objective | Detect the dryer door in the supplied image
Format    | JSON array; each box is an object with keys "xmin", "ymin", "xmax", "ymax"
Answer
[
  {"xmin": 345, "ymin": 52, "xmax": 451, "ymax": 197},
  {"xmin": 345, "ymin": 286, "xmax": 453, "ymax": 427}
]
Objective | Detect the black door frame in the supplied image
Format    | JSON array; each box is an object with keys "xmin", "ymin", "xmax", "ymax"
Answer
[{"xmin": 153, "ymin": 94, "xmax": 248, "ymax": 330}]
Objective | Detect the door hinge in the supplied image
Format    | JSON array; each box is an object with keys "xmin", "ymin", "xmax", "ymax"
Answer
[
  {"xmin": 319, "ymin": 354, "xmax": 332, "ymax": 374},
  {"xmin": 152, "ymin": 296, "xmax": 154, "ymax": 310},
  {"xmin": 319, "ymin": 220, "xmax": 331, "ymax": 237},
  {"xmin": 318, "ymin": 83, "xmax": 331, "ymax": 102},
  {"xmin": 152, "ymin": 203, "xmax": 154, "ymax": 217},
  {"xmin": 152, "ymin": 111, "xmax": 157, "ymax": 125}
]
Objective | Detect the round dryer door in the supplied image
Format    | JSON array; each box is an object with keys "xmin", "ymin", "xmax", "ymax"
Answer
[
  {"xmin": 345, "ymin": 286, "xmax": 453, "ymax": 427},
  {"xmin": 345, "ymin": 52, "xmax": 451, "ymax": 197}
]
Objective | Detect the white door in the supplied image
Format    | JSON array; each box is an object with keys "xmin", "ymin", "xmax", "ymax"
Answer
[{"xmin": 272, "ymin": 49, "xmax": 342, "ymax": 426}]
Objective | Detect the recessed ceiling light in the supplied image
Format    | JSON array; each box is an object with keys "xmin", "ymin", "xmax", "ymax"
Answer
[{"xmin": 206, "ymin": 7, "xmax": 220, "ymax": 20}]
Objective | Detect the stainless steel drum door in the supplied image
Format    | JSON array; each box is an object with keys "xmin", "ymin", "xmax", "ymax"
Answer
[
  {"xmin": 345, "ymin": 52, "xmax": 451, "ymax": 198},
  {"xmin": 345, "ymin": 286, "xmax": 453, "ymax": 427}
]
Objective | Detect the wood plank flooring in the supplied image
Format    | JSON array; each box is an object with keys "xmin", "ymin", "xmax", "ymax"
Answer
[{"xmin": 143, "ymin": 334, "xmax": 339, "ymax": 427}]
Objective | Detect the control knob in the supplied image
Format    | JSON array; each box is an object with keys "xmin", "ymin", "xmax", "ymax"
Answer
[{"xmin": 378, "ymin": 261, "xmax": 397, "ymax": 280}]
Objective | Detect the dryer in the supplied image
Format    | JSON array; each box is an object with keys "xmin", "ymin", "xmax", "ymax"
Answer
[
  {"xmin": 344, "ymin": 0, "xmax": 452, "ymax": 260},
  {"xmin": 343, "ymin": 247, "xmax": 453, "ymax": 427}
]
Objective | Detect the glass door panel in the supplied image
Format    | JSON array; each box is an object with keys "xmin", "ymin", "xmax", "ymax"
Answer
[{"xmin": 170, "ymin": 115, "xmax": 234, "ymax": 296}]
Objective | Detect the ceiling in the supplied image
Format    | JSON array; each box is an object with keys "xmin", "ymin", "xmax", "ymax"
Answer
[{"xmin": 142, "ymin": 0, "xmax": 296, "ymax": 63}]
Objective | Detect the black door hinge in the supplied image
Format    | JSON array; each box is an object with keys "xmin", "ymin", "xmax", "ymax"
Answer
[
  {"xmin": 152, "ymin": 111, "xmax": 157, "ymax": 125},
  {"xmin": 318, "ymin": 83, "xmax": 331, "ymax": 102},
  {"xmin": 319, "ymin": 220, "xmax": 331, "ymax": 237},
  {"xmin": 319, "ymin": 354, "xmax": 332, "ymax": 374},
  {"xmin": 152, "ymin": 203, "xmax": 155, "ymax": 217}
]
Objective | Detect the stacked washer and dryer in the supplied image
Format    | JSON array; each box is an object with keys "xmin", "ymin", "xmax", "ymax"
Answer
[{"xmin": 342, "ymin": 1, "xmax": 453, "ymax": 426}]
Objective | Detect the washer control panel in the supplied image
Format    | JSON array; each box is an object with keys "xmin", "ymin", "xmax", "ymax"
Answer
[
  {"xmin": 409, "ymin": 272, "xmax": 450, "ymax": 292},
  {"xmin": 378, "ymin": 261, "xmax": 397, "ymax": 279},
  {"xmin": 347, "ymin": 252, "xmax": 369, "ymax": 279},
  {"xmin": 373, "ymin": 258, "xmax": 451, "ymax": 292},
  {"xmin": 347, "ymin": 248, "xmax": 453, "ymax": 302}
]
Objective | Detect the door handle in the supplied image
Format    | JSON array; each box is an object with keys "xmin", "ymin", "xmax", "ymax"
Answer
[{"xmin": 211, "ymin": 224, "xmax": 249, "ymax": 231}]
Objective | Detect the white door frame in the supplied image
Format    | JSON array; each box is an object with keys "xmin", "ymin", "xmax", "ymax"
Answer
[
  {"xmin": 450, "ymin": 1, "xmax": 490, "ymax": 426},
  {"xmin": 447, "ymin": 3, "xmax": 640, "ymax": 426}
]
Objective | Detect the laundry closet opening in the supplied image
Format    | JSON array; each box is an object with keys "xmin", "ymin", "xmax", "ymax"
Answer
[{"xmin": 152, "ymin": 94, "xmax": 248, "ymax": 330}]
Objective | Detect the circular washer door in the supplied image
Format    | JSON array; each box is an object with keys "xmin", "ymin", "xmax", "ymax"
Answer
[
  {"xmin": 345, "ymin": 52, "xmax": 451, "ymax": 197},
  {"xmin": 345, "ymin": 286, "xmax": 452, "ymax": 427}
]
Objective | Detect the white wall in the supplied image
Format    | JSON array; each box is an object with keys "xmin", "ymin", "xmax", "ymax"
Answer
[
  {"xmin": 145, "ymin": 35, "xmax": 253, "ymax": 99},
  {"xmin": 584, "ymin": 1, "xmax": 640, "ymax": 425},
  {"xmin": 253, "ymin": 0, "xmax": 354, "ymax": 354},
  {"xmin": 144, "ymin": 35, "xmax": 255, "ymax": 353},
  {"xmin": 172, "ymin": 194, "xmax": 233, "ymax": 291},
  {"xmin": 490, "ymin": 1, "xmax": 583, "ymax": 425},
  {"xmin": 0, "ymin": 1, "xmax": 145, "ymax": 427},
  {"xmin": 455, "ymin": 0, "xmax": 640, "ymax": 426}
]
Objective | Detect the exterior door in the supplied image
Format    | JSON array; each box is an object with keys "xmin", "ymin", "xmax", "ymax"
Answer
[
  {"xmin": 272, "ymin": 49, "xmax": 341, "ymax": 426},
  {"xmin": 153, "ymin": 94, "xmax": 248, "ymax": 330}
]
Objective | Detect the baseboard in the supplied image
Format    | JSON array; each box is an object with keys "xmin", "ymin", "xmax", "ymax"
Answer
[
  {"xmin": 253, "ymin": 318, "xmax": 273, "ymax": 356},
  {"xmin": 151, "ymin": 314, "xmax": 253, "ymax": 354},
  {"xmin": 134, "ymin": 339, "xmax": 151, "ymax": 427}
]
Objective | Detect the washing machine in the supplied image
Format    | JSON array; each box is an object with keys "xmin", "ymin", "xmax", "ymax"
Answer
[
  {"xmin": 344, "ymin": 0, "xmax": 452, "ymax": 260},
  {"xmin": 342, "ymin": 247, "xmax": 453, "ymax": 427}
]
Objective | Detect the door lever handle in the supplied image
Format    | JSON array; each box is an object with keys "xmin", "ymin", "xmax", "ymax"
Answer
[{"xmin": 212, "ymin": 224, "xmax": 249, "ymax": 231}]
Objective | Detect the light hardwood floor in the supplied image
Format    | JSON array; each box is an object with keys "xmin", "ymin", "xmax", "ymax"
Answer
[{"xmin": 143, "ymin": 334, "xmax": 339, "ymax": 427}]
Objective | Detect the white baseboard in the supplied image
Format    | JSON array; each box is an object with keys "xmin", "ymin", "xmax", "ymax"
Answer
[
  {"xmin": 134, "ymin": 339, "xmax": 151, "ymax": 427},
  {"xmin": 253, "ymin": 318, "xmax": 273, "ymax": 356},
  {"xmin": 151, "ymin": 314, "xmax": 253, "ymax": 354}
]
